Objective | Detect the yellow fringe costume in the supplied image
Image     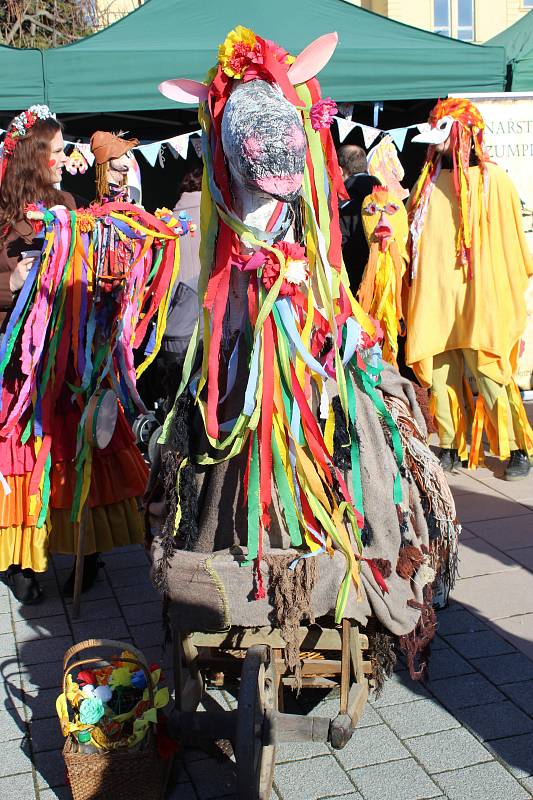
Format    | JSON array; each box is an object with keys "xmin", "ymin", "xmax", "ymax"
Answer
[{"xmin": 406, "ymin": 98, "xmax": 533, "ymax": 467}]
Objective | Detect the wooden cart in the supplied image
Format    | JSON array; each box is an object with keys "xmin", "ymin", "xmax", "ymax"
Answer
[{"xmin": 168, "ymin": 619, "xmax": 370, "ymax": 800}]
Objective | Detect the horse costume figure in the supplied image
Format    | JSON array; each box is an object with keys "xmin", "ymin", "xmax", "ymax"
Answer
[{"xmin": 152, "ymin": 28, "xmax": 459, "ymax": 681}]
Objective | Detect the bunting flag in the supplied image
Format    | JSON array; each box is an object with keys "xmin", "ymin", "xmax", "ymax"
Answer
[
  {"xmin": 0, "ymin": 202, "xmax": 192, "ymax": 522},
  {"xmin": 336, "ymin": 117, "xmax": 357, "ymax": 143},
  {"xmin": 333, "ymin": 117, "xmax": 425, "ymax": 153}
]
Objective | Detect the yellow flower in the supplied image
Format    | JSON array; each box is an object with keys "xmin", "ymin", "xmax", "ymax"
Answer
[
  {"xmin": 109, "ymin": 667, "xmax": 132, "ymax": 688},
  {"xmin": 218, "ymin": 26, "xmax": 261, "ymax": 79}
]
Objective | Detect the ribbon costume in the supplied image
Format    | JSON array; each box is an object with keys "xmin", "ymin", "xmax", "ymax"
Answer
[
  {"xmin": 151, "ymin": 28, "xmax": 459, "ymax": 679},
  {"xmin": 0, "ymin": 111, "xmax": 190, "ymax": 577},
  {"xmin": 407, "ymin": 98, "xmax": 533, "ymax": 475}
]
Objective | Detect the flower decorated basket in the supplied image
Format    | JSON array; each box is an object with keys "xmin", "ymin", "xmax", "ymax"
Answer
[{"xmin": 57, "ymin": 639, "xmax": 174, "ymax": 800}]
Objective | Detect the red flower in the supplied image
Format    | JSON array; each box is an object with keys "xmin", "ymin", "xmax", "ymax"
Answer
[
  {"xmin": 310, "ymin": 98, "xmax": 338, "ymax": 131},
  {"xmin": 77, "ymin": 670, "xmax": 97, "ymax": 687},
  {"xmin": 261, "ymin": 241, "xmax": 308, "ymax": 297}
]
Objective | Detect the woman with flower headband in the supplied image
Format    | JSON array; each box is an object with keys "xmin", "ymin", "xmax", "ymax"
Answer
[{"xmin": 0, "ymin": 106, "xmax": 147, "ymax": 604}]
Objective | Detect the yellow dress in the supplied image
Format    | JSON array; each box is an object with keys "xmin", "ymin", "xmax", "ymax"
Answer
[{"xmin": 406, "ymin": 163, "xmax": 533, "ymax": 388}]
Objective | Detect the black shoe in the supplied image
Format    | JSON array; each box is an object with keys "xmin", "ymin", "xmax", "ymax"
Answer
[
  {"xmin": 62, "ymin": 553, "xmax": 104, "ymax": 597},
  {"xmin": 504, "ymin": 450, "xmax": 531, "ymax": 481},
  {"xmin": 3, "ymin": 566, "xmax": 43, "ymax": 605},
  {"xmin": 439, "ymin": 448, "xmax": 460, "ymax": 473}
]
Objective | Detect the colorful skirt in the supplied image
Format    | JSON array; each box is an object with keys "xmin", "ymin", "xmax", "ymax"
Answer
[{"xmin": 0, "ymin": 397, "xmax": 148, "ymax": 573}]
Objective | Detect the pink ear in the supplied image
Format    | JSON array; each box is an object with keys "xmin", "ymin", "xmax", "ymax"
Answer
[
  {"xmin": 287, "ymin": 32, "xmax": 338, "ymax": 86},
  {"xmin": 158, "ymin": 78, "xmax": 209, "ymax": 104}
]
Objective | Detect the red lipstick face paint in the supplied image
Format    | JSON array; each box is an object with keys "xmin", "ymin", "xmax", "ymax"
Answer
[{"xmin": 49, "ymin": 159, "xmax": 56, "ymax": 168}]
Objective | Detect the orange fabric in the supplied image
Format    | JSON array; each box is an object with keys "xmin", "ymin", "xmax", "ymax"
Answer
[
  {"xmin": 0, "ymin": 523, "xmax": 49, "ymax": 572},
  {"xmin": 48, "ymin": 497, "xmax": 144, "ymax": 556},
  {"xmin": 50, "ymin": 443, "xmax": 148, "ymax": 510},
  {"xmin": 0, "ymin": 474, "xmax": 41, "ymax": 527}
]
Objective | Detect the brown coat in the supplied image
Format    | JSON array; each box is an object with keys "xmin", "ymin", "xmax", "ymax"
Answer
[{"xmin": 0, "ymin": 192, "xmax": 77, "ymax": 324}]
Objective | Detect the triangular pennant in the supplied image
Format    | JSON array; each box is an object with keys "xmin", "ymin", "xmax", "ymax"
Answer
[
  {"xmin": 191, "ymin": 137, "xmax": 203, "ymax": 158},
  {"xmin": 76, "ymin": 142, "xmax": 95, "ymax": 167},
  {"xmin": 417, "ymin": 122, "xmax": 430, "ymax": 134},
  {"xmin": 137, "ymin": 141, "xmax": 161, "ymax": 167},
  {"xmin": 335, "ymin": 117, "xmax": 357, "ymax": 143},
  {"xmin": 359, "ymin": 124, "xmax": 381, "ymax": 149},
  {"xmin": 167, "ymin": 133, "xmax": 190, "ymax": 160},
  {"xmin": 387, "ymin": 127, "xmax": 408, "ymax": 152}
]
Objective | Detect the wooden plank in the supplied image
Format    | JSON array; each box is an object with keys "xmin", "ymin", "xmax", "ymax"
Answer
[
  {"xmin": 190, "ymin": 626, "xmax": 343, "ymax": 651},
  {"xmin": 340, "ymin": 619, "xmax": 350, "ymax": 714},
  {"xmin": 274, "ymin": 712, "xmax": 331, "ymax": 743},
  {"xmin": 282, "ymin": 676, "xmax": 337, "ymax": 690},
  {"xmin": 347, "ymin": 681, "xmax": 368, "ymax": 726},
  {"xmin": 301, "ymin": 659, "xmax": 341, "ymax": 676},
  {"xmin": 273, "ymin": 648, "xmax": 284, "ymax": 712}
]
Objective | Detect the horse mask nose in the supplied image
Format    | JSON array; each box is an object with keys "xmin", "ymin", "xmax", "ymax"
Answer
[{"xmin": 221, "ymin": 80, "xmax": 306, "ymax": 202}]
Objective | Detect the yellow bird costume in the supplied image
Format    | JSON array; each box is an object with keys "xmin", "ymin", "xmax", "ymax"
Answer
[{"xmin": 406, "ymin": 98, "xmax": 533, "ymax": 472}]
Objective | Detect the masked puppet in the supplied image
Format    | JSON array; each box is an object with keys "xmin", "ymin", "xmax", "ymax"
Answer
[
  {"xmin": 90, "ymin": 131, "xmax": 139, "ymax": 203},
  {"xmin": 358, "ymin": 185, "xmax": 408, "ymax": 367}
]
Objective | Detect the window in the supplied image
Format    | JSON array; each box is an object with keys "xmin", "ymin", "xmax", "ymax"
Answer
[
  {"xmin": 434, "ymin": 0, "xmax": 451, "ymax": 36},
  {"xmin": 524, "ymin": 0, "xmax": 533, "ymax": 6},
  {"xmin": 457, "ymin": 0, "xmax": 474, "ymax": 41}
]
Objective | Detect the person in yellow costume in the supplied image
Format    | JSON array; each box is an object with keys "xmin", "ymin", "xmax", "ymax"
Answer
[
  {"xmin": 358, "ymin": 185, "xmax": 408, "ymax": 368},
  {"xmin": 406, "ymin": 98, "xmax": 533, "ymax": 479}
]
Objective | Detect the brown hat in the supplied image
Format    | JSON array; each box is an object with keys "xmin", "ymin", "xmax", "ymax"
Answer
[{"xmin": 90, "ymin": 131, "xmax": 139, "ymax": 165}]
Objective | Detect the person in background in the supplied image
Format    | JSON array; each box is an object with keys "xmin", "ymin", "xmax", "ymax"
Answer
[
  {"xmin": 407, "ymin": 98, "xmax": 533, "ymax": 479},
  {"xmin": 337, "ymin": 144, "xmax": 381, "ymax": 294}
]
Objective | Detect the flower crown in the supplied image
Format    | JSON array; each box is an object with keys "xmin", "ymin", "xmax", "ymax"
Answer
[{"xmin": 2, "ymin": 105, "xmax": 56, "ymax": 160}]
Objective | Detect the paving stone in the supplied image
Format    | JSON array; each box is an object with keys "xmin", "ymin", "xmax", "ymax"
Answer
[
  {"xmin": 29, "ymin": 716, "xmax": 64, "ymax": 753},
  {"xmin": 0, "ymin": 737, "xmax": 33, "ymax": 777},
  {"xmin": 427, "ymin": 672, "xmax": 506, "ymax": 710},
  {"xmin": 467, "ymin": 514, "xmax": 533, "ymax": 551},
  {"xmin": 105, "ymin": 566, "xmax": 145, "ymax": 587},
  {"xmin": 356, "ymin": 703, "xmax": 382, "ymax": 728},
  {"xmin": 434, "ymin": 761, "xmax": 529, "ymax": 800},
  {"xmin": 121, "ymin": 600, "xmax": 163, "ymax": 626},
  {"xmin": 24, "ymin": 687, "xmax": 64, "ymax": 721},
  {"xmin": 71, "ymin": 617, "xmax": 130, "ymax": 643},
  {"xmin": 114, "ymin": 583, "xmax": 160, "ymax": 606},
  {"xmin": 457, "ymin": 536, "xmax": 518, "ymax": 578},
  {"xmin": 444, "ymin": 629, "xmax": 516, "ymax": 659},
  {"xmin": 349, "ymin": 758, "xmax": 441, "ymax": 800},
  {"xmin": 56, "ymin": 574, "xmax": 113, "ymax": 601},
  {"xmin": 186, "ymin": 756, "xmax": 237, "ymax": 798},
  {"xmin": 65, "ymin": 597, "xmax": 123, "ymax": 621},
  {"xmin": 510, "ymin": 546, "xmax": 533, "ymax": 570},
  {"xmin": 276, "ymin": 740, "xmax": 330, "ymax": 763},
  {"xmin": 14, "ymin": 617, "xmax": 71, "ymax": 643},
  {"xmin": 0, "ymin": 613, "xmax": 13, "ymax": 634},
  {"xmin": 335, "ymin": 723, "xmax": 409, "ymax": 769},
  {"xmin": 369, "ymin": 671, "xmax": 430, "ymax": 708},
  {"xmin": 34, "ymin": 748, "xmax": 67, "ymax": 789},
  {"xmin": 487, "ymin": 614, "xmax": 533, "ymax": 661},
  {"xmin": 425, "ymin": 646, "xmax": 474, "ymax": 680},
  {"xmin": 0, "ymin": 771, "xmax": 35, "ymax": 799},
  {"xmin": 275, "ymin": 754, "xmax": 354, "ymax": 800},
  {"xmin": 452, "ymin": 569, "xmax": 533, "ymax": 619},
  {"xmin": 40, "ymin": 788, "xmax": 71, "ymax": 800},
  {"xmin": 12, "ymin": 597, "xmax": 65, "ymax": 621},
  {"xmin": 452, "ymin": 492, "xmax": 530, "ymax": 524},
  {"xmin": 321, "ymin": 794, "xmax": 363, "ymax": 800},
  {"xmin": 17, "ymin": 636, "xmax": 73, "ymax": 666},
  {"xmin": 103, "ymin": 549, "xmax": 150, "ymax": 571},
  {"xmin": 0, "ymin": 667, "xmax": 25, "ymax": 709},
  {"xmin": 472, "ymin": 652, "xmax": 533, "ymax": 685},
  {"xmin": 456, "ymin": 700, "xmax": 533, "ymax": 741},
  {"xmin": 166, "ymin": 782, "xmax": 198, "ymax": 800},
  {"xmin": 405, "ymin": 728, "xmax": 492, "ymax": 773},
  {"xmin": 18, "ymin": 660, "xmax": 64, "ymax": 690},
  {"xmin": 0, "ymin": 632, "xmax": 17, "ymax": 657},
  {"xmin": 0, "ymin": 707, "xmax": 27, "ymax": 742},
  {"xmin": 500, "ymin": 680, "xmax": 533, "ymax": 715},
  {"xmin": 378, "ymin": 699, "xmax": 461, "ymax": 739},
  {"xmin": 486, "ymin": 733, "xmax": 533, "ymax": 778},
  {"xmin": 130, "ymin": 621, "xmax": 166, "ymax": 649}
]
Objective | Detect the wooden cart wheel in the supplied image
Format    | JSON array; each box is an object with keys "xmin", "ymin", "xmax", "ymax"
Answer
[{"xmin": 235, "ymin": 645, "xmax": 278, "ymax": 800}]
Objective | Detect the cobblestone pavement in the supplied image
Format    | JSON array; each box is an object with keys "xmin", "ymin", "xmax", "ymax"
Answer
[{"xmin": 1, "ymin": 445, "xmax": 533, "ymax": 799}]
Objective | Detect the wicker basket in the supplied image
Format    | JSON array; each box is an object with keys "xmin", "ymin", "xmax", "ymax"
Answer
[{"xmin": 61, "ymin": 639, "xmax": 172, "ymax": 800}]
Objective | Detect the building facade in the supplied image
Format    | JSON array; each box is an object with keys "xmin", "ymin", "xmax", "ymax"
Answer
[{"xmin": 351, "ymin": 0, "xmax": 532, "ymax": 42}]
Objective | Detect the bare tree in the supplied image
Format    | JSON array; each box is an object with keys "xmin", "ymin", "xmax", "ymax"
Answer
[{"xmin": 0, "ymin": 0, "xmax": 99, "ymax": 48}]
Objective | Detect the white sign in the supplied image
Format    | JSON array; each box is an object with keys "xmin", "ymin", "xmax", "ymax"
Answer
[{"xmin": 453, "ymin": 92, "xmax": 533, "ymax": 211}]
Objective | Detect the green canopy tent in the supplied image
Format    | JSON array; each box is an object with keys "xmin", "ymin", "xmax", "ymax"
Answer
[
  {"xmin": 2, "ymin": 0, "xmax": 506, "ymax": 113},
  {"xmin": 487, "ymin": 11, "xmax": 533, "ymax": 92},
  {"xmin": 0, "ymin": 45, "xmax": 45, "ymax": 110}
]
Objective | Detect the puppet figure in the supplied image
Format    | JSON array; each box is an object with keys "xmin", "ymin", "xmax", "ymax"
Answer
[
  {"xmin": 407, "ymin": 98, "xmax": 533, "ymax": 478},
  {"xmin": 149, "ymin": 27, "xmax": 460, "ymax": 682},
  {"xmin": 358, "ymin": 185, "xmax": 408, "ymax": 367},
  {"xmin": 90, "ymin": 131, "xmax": 139, "ymax": 203}
]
